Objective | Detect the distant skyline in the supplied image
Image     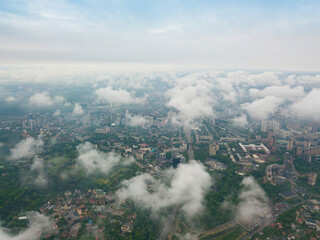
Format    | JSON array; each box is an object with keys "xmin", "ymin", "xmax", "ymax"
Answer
[{"xmin": 0, "ymin": 0, "xmax": 319, "ymax": 71}]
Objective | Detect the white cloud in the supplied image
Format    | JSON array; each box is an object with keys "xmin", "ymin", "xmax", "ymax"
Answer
[
  {"xmin": 95, "ymin": 86, "xmax": 146, "ymax": 104},
  {"xmin": 125, "ymin": 114, "xmax": 148, "ymax": 127},
  {"xmin": 76, "ymin": 142, "xmax": 134, "ymax": 175},
  {"xmin": 29, "ymin": 92, "xmax": 66, "ymax": 107},
  {"xmin": 249, "ymin": 85, "xmax": 305, "ymax": 100},
  {"xmin": 290, "ymin": 74, "xmax": 320, "ymax": 87},
  {"xmin": 117, "ymin": 160, "xmax": 212, "ymax": 221},
  {"xmin": 232, "ymin": 114, "xmax": 248, "ymax": 128},
  {"xmin": 72, "ymin": 103, "xmax": 84, "ymax": 115},
  {"xmin": 5, "ymin": 96, "xmax": 18, "ymax": 103},
  {"xmin": 0, "ymin": 211, "xmax": 56, "ymax": 240},
  {"xmin": 29, "ymin": 92, "xmax": 53, "ymax": 107},
  {"xmin": 242, "ymin": 96, "xmax": 283, "ymax": 121},
  {"xmin": 10, "ymin": 136, "xmax": 43, "ymax": 160},
  {"xmin": 290, "ymin": 88, "xmax": 320, "ymax": 120},
  {"xmin": 53, "ymin": 109, "xmax": 61, "ymax": 116},
  {"xmin": 223, "ymin": 71, "xmax": 281, "ymax": 87},
  {"xmin": 235, "ymin": 176, "xmax": 270, "ymax": 227},
  {"xmin": 166, "ymin": 76, "xmax": 214, "ymax": 127},
  {"xmin": 29, "ymin": 157, "xmax": 48, "ymax": 187},
  {"xmin": 53, "ymin": 95, "xmax": 65, "ymax": 104},
  {"xmin": 222, "ymin": 90, "xmax": 237, "ymax": 103}
]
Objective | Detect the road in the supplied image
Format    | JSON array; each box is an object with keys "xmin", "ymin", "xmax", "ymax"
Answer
[
  {"xmin": 198, "ymin": 221, "xmax": 237, "ymax": 239},
  {"xmin": 185, "ymin": 127, "xmax": 194, "ymax": 160},
  {"xmin": 158, "ymin": 206, "xmax": 178, "ymax": 240}
]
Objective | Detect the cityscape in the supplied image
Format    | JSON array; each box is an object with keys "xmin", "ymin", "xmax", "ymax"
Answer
[{"xmin": 0, "ymin": 0, "xmax": 320, "ymax": 240}]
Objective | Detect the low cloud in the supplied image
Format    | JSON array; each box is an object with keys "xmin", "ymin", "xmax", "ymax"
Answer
[
  {"xmin": 72, "ymin": 103, "xmax": 84, "ymax": 115},
  {"xmin": 10, "ymin": 136, "xmax": 43, "ymax": 160},
  {"xmin": 117, "ymin": 160, "xmax": 212, "ymax": 221},
  {"xmin": 76, "ymin": 142, "xmax": 134, "ymax": 174},
  {"xmin": 235, "ymin": 176, "xmax": 270, "ymax": 227},
  {"xmin": 222, "ymin": 90, "xmax": 237, "ymax": 103},
  {"xmin": 95, "ymin": 86, "xmax": 146, "ymax": 104},
  {"xmin": 232, "ymin": 114, "xmax": 248, "ymax": 128},
  {"xmin": 5, "ymin": 96, "xmax": 19, "ymax": 103},
  {"xmin": 290, "ymin": 88, "xmax": 320, "ymax": 120},
  {"xmin": 29, "ymin": 157, "xmax": 48, "ymax": 187},
  {"xmin": 286, "ymin": 74, "xmax": 320, "ymax": 87},
  {"xmin": 249, "ymin": 85, "xmax": 305, "ymax": 100},
  {"xmin": 126, "ymin": 114, "xmax": 148, "ymax": 127},
  {"xmin": 53, "ymin": 109, "xmax": 61, "ymax": 116},
  {"xmin": 0, "ymin": 211, "xmax": 56, "ymax": 240},
  {"xmin": 242, "ymin": 96, "xmax": 283, "ymax": 121},
  {"xmin": 217, "ymin": 71, "xmax": 281, "ymax": 88},
  {"xmin": 29, "ymin": 92, "xmax": 66, "ymax": 107},
  {"xmin": 166, "ymin": 76, "xmax": 214, "ymax": 127}
]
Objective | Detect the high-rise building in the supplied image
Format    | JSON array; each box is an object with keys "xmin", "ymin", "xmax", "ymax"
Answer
[
  {"xmin": 296, "ymin": 147, "xmax": 303, "ymax": 156},
  {"xmin": 261, "ymin": 121, "xmax": 267, "ymax": 132},
  {"xmin": 173, "ymin": 157, "xmax": 181, "ymax": 169},
  {"xmin": 261, "ymin": 120, "xmax": 280, "ymax": 132},
  {"xmin": 209, "ymin": 144, "xmax": 217, "ymax": 156},
  {"xmin": 145, "ymin": 116, "xmax": 153, "ymax": 125},
  {"xmin": 172, "ymin": 148, "xmax": 179, "ymax": 159},
  {"xmin": 308, "ymin": 172, "xmax": 317, "ymax": 186},
  {"xmin": 28, "ymin": 113, "xmax": 33, "ymax": 121},
  {"xmin": 287, "ymin": 139, "xmax": 294, "ymax": 151},
  {"xmin": 210, "ymin": 117, "xmax": 215, "ymax": 126},
  {"xmin": 159, "ymin": 153, "xmax": 166, "ymax": 161},
  {"xmin": 306, "ymin": 146, "xmax": 320, "ymax": 156},
  {"xmin": 29, "ymin": 119, "xmax": 35, "ymax": 130},
  {"xmin": 35, "ymin": 113, "xmax": 41, "ymax": 128},
  {"xmin": 283, "ymin": 153, "xmax": 295, "ymax": 180},
  {"xmin": 154, "ymin": 151, "xmax": 160, "ymax": 160},
  {"xmin": 268, "ymin": 130, "xmax": 274, "ymax": 139}
]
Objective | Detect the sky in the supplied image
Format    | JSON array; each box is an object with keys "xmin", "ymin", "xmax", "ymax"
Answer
[{"xmin": 0, "ymin": 0, "xmax": 319, "ymax": 71}]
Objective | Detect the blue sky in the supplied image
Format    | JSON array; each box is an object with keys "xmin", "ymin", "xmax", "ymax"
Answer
[{"xmin": 0, "ymin": 0, "xmax": 319, "ymax": 71}]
